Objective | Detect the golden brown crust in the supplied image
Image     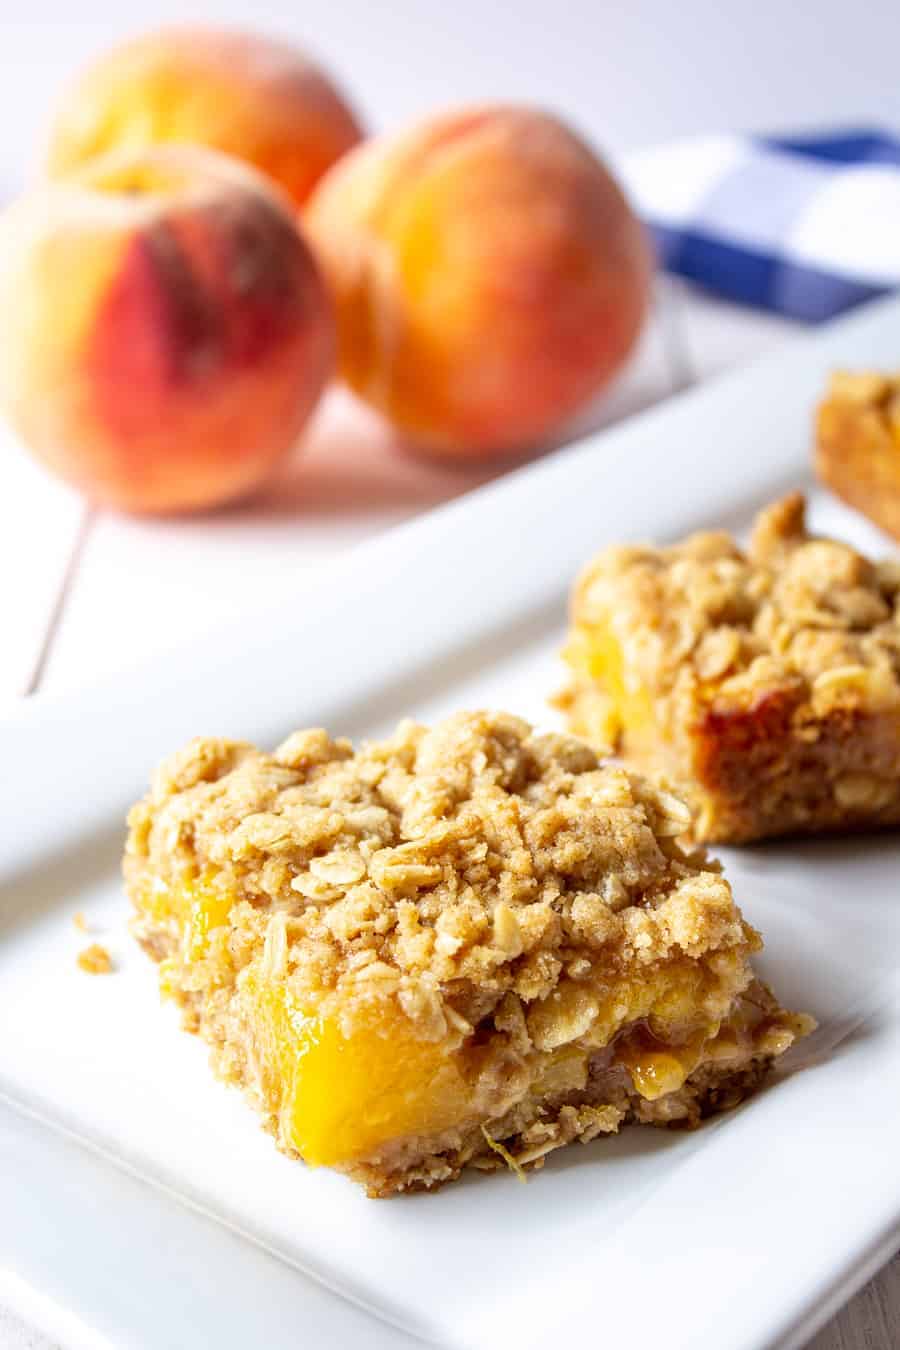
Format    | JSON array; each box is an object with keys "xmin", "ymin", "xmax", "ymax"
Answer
[
  {"xmin": 816, "ymin": 370, "xmax": 900, "ymax": 541},
  {"xmin": 563, "ymin": 495, "xmax": 900, "ymax": 842}
]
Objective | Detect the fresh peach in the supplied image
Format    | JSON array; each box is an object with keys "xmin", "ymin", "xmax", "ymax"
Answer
[
  {"xmin": 0, "ymin": 145, "xmax": 334, "ymax": 513},
  {"xmin": 305, "ymin": 106, "xmax": 652, "ymax": 457},
  {"xmin": 46, "ymin": 26, "xmax": 363, "ymax": 209}
]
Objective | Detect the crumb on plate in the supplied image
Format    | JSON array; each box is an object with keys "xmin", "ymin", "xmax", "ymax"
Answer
[{"xmin": 77, "ymin": 943, "xmax": 113, "ymax": 975}]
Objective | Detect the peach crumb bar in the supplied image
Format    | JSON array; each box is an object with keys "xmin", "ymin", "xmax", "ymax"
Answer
[
  {"xmin": 816, "ymin": 370, "xmax": 900, "ymax": 541},
  {"xmin": 559, "ymin": 493, "xmax": 900, "ymax": 844},
  {"xmin": 126, "ymin": 711, "xmax": 810, "ymax": 1196}
]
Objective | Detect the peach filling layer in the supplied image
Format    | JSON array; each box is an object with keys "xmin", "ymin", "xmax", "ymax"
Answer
[
  {"xmin": 244, "ymin": 976, "xmax": 474, "ymax": 1166},
  {"xmin": 140, "ymin": 875, "xmax": 753, "ymax": 1167},
  {"xmin": 564, "ymin": 623, "xmax": 658, "ymax": 750}
]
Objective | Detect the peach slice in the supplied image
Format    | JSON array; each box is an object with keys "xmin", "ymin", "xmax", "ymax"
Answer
[{"xmin": 245, "ymin": 975, "xmax": 474, "ymax": 1167}]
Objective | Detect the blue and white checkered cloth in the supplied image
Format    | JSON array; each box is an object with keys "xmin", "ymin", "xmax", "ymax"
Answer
[{"xmin": 621, "ymin": 130, "xmax": 900, "ymax": 321}]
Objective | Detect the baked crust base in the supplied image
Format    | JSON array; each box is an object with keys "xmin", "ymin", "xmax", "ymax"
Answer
[{"xmin": 139, "ymin": 917, "xmax": 798, "ymax": 1196}]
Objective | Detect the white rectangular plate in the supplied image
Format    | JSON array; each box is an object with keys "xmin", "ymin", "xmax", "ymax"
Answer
[{"xmin": 3, "ymin": 297, "xmax": 900, "ymax": 1350}]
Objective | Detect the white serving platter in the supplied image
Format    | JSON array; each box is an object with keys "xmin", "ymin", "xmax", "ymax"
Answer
[{"xmin": 3, "ymin": 296, "xmax": 900, "ymax": 1350}]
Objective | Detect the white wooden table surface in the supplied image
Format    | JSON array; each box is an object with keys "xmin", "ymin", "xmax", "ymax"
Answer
[{"xmin": 3, "ymin": 1, "xmax": 900, "ymax": 1345}]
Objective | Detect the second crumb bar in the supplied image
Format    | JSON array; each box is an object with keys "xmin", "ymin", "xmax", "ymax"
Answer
[{"xmin": 560, "ymin": 494, "xmax": 900, "ymax": 843}]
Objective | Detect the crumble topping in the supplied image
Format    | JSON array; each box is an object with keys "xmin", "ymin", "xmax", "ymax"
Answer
[
  {"xmin": 572, "ymin": 492, "xmax": 900, "ymax": 733},
  {"xmin": 126, "ymin": 711, "xmax": 753, "ymax": 1043}
]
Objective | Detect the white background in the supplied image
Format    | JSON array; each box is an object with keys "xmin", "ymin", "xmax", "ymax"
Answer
[
  {"xmin": 2, "ymin": 2, "xmax": 900, "ymax": 1346},
  {"xmin": 4, "ymin": 1, "xmax": 900, "ymax": 183}
]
